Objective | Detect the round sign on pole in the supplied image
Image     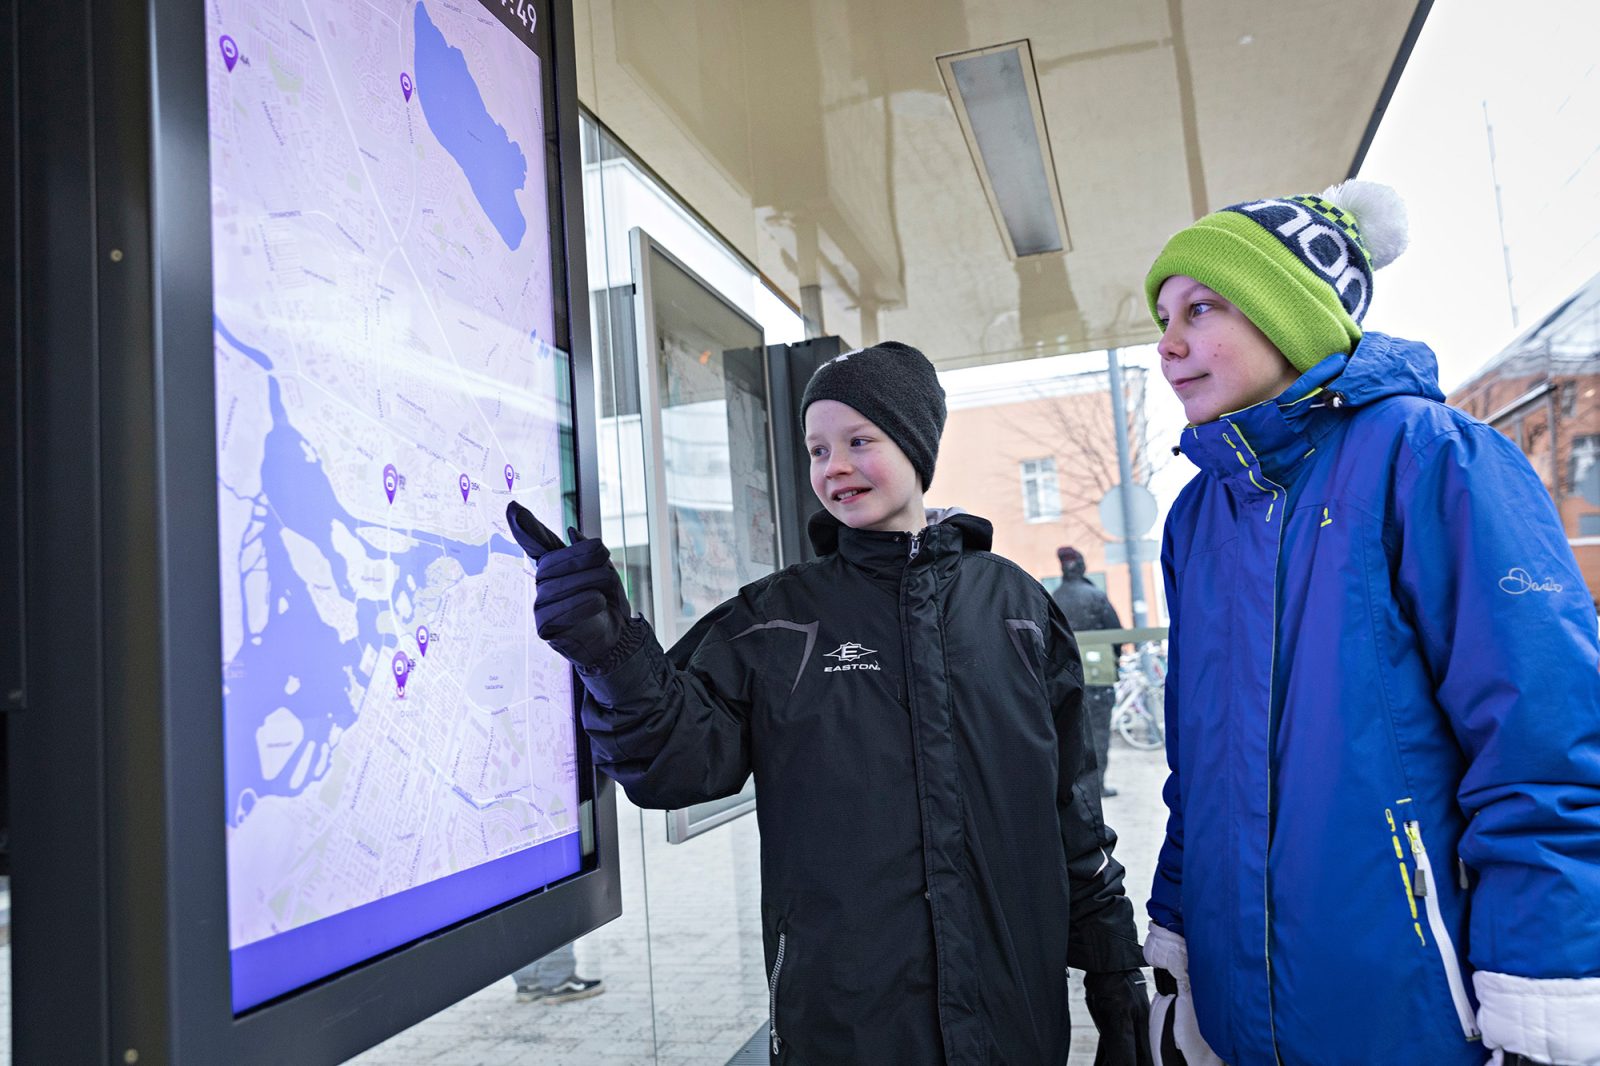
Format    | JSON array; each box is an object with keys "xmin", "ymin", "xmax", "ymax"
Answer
[{"xmin": 1099, "ymin": 483, "xmax": 1158, "ymax": 540}]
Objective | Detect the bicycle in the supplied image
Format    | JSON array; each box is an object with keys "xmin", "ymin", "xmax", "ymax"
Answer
[{"xmin": 1111, "ymin": 643, "xmax": 1166, "ymax": 750}]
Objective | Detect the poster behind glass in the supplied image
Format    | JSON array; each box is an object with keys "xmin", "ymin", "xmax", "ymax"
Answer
[
  {"xmin": 206, "ymin": 0, "xmax": 581, "ymax": 1012},
  {"xmin": 639, "ymin": 242, "xmax": 773, "ymax": 841},
  {"xmin": 646, "ymin": 248, "xmax": 776, "ymax": 637}
]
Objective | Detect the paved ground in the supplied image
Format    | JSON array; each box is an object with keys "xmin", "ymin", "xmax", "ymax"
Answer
[{"xmin": 351, "ymin": 741, "xmax": 1171, "ymax": 1065}]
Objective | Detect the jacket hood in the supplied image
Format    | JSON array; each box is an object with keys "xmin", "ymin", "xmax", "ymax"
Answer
[
  {"xmin": 1175, "ymin": 332, "xmax": 1445, "ymax": 484},
  {"xmin": 1320, "ymin": 331, "xmax": 1445, "ymax": 408},
  {"xmin": 807, "ymin": 507, "xmax": 993, "ymax": 556}
]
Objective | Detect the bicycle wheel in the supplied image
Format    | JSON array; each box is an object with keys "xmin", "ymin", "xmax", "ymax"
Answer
[{"xmin": 1116, "ymin": 699, "xmax": 1165, "ymax": 750}]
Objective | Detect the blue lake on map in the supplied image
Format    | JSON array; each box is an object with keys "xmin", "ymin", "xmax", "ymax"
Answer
[
  {"xmin": 413, "ymin": 1, "xmax": 530, "ymax": 251},
  {"xmin": 217, "ymin": 321, "xmax": 525, "ymax": 826}
]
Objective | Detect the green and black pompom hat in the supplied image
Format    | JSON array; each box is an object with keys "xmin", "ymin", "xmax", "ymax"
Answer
[{"xmin": 1145, "ymin": 180, "xmax": 1410, "ymax": 373}]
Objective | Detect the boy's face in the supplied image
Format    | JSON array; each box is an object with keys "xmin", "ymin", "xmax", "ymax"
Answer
[
  {"xmin": 804, "ymin": 400, "xmax": 926, "ymax": 533},
  {"xmin": 1155, "ymin": 275, "xmax": 1300, "ymax": 425}
]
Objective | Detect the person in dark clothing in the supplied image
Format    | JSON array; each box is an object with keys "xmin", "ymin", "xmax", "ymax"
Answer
[
  {"xmin": 508, "ymin": 341, "xmax": 1151, "ymax": 1065},
  {"xmin": 1051, "ymin": 546, "xmax": 1125, "ymax": 796}
]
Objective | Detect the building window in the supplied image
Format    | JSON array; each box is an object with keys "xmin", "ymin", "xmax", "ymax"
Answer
[
  {"xmin": 1572, "ymin": 435, "xmax": 1600, "ymax": 506},
  {"xmin": 1020, "ymin": 458, "xmax": 1061, "ymax": 522},
  {"xmin": 1580, "ymin": 513, "xmax": 1600, "ymax": 537}
]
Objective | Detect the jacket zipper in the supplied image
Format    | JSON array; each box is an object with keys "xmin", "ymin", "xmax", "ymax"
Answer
[
  {"xmin": 768, "ymin": 931, "xmax": 787, "ymax": 1055},
  {"xmin": 1403, "ymin": 820, "xmax": 1480, "ymax": 1040},
  {"xmin": 1228, "ymin": 421, "xmax": 1287, "ymax": 1064},
  {"xmin": 898, "ymin": 535, "xmax": 951, "ymax": 1044}
]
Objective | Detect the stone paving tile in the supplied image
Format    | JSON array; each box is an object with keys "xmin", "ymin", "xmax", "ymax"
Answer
[{"xmin": 445, "ymin": 1036, "xmax": 528, "ymax": 1058}]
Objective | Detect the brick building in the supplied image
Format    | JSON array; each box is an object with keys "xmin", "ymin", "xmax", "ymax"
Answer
[
  {"xmin": 929, "ymin": 363, "xmax": 1160, "ymax": 624},
  {"xmin": 1447, "ymin": 271, "xmax": 1600, "ymax": 602}
]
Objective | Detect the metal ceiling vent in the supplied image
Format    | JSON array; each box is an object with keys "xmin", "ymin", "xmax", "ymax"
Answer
[{"xmin": 938, "ymin": 40, "xmax": 1070, "ymax": 259}]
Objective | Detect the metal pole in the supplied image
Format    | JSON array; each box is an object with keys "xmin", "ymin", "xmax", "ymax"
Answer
[
  {"xmin": 1483, "ymin": 100, "xmax": 1519, "ymax": 330},
  {"xmin": 1106, "ymin": 348, "xmax": 1147, "ymax": 626},
  {"xmin": 800, "ymin": 284, "xmax": 825, "ymax": 339}
]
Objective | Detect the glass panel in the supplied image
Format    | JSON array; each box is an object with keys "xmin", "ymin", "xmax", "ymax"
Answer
[
  {"xmin": 593, "ymin": 282, "xmax": 656, "ymax": 623},
  {"xmin": 635, "ymin": 794, "xmax": 766, "ymax": 1064}
]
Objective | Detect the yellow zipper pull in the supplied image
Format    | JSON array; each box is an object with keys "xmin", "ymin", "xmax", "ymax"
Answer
[{"xmin": 1403, "ymin": 821, "xmax": 1423, "ymax": 856}]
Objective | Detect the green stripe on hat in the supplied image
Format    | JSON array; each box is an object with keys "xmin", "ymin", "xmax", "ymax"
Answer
[{"xmin": 1145, "ymin": 209, "xmax": 1362, "ymax": 373}]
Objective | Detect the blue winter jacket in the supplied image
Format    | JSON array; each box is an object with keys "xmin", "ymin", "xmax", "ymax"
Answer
[{"xmin": 1151, "ymin": 332, "xmax": 1600, "ymax": 1066}]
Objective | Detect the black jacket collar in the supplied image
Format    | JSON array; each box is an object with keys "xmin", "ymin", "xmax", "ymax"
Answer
[{"xmin": 807, "ymin": 510, "xmax": 994, "ymax": 584}]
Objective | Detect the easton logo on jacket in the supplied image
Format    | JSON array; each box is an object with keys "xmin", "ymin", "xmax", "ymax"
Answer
[{"xmin": 823, "ymin": 642, "xmax": 880, "ymax": 671}]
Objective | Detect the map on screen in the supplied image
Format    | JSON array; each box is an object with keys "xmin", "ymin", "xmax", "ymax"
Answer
[{"xmin": 206, "ymin": 0, "xmax": 580, "ymax": 1010}]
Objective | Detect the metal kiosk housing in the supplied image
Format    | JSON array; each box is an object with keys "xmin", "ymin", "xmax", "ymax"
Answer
[{"xmin": 11, "ymin": 0, "xmax": 620, "ymax": 1061}]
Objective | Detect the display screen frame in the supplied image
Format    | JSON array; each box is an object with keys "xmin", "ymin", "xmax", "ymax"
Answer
[{"xmin": 138, "ymin": 0, "xmax": 619, "ymax": 1059}]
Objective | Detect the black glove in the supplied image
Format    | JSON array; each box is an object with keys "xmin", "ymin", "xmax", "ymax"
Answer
[
  {"xmin": 507, "ymin": 501, "xmax": 633, "ymax": 671},
  {"xmin": 1085, "ymin": 968, "xmax": 1154, "ymax": 1066}
]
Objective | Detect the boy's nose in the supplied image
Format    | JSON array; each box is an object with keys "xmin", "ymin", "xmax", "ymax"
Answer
[{"xmin": 1158, "ymin": 325, "xmax": 1187, "ymax": 360}]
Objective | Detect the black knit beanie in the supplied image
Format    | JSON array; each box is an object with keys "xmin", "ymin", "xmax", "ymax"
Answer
[{"xmin": 800, "ymin": 341, "xmax": 947, "ymax": 489}]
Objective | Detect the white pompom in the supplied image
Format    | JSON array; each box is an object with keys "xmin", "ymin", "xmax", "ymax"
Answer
[{"xmin": 1320, "ymin": 179, "xmax": 1409, "ymax": 269}]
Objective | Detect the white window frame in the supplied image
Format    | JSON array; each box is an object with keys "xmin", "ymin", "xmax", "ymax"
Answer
[{"xmin": 1020, "ymin": 457, "xmax": 1061, "ymax": 522}]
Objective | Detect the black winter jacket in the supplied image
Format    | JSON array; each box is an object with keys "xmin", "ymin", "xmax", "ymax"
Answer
[
  {"xmin": 580, "ymin": 510, "xmax": 1143, "ymax": 1064},
  {"xmin": 1050, "ymin": 563, "xmax": 1125, "ymax": 686}
]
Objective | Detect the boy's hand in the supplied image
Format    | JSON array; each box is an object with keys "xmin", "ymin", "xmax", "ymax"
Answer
[
  {"xmin": 507, "ymin": 501, "xmax": 634, "ymax": 671},
  {"xmin": 1085, "ymin": 968, "xmax": 1153, "ymax": 1066},
  {"xmin": 506, "ymin": 499, "xmax": 569, "ymax": 559}
]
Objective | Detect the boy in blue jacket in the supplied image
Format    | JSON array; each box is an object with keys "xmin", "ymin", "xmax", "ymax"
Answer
[
  {"xmin": 1143, "ymin": 181, "xmax": 1600, "ymax": 1066},
  {"xmin": 508, "ymin": 342, "xmax": 1151, "ymax": 1064}
]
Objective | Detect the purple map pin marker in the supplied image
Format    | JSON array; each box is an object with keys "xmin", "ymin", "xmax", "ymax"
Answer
[
  {"xmin": 219, "ymin": 35, "xmax": 239, "ymax": 73},
  {"xmin": 383, "ymin": 463, "xmax": 398, "ymax": 504},
  {"xmin": 504, "ymin": 463, "xmax": 515, "ymax": 491},
  {"xmin": 459, "ymin": 474, "xmax": 471, "ymax": 502},
  {"xmin": 416, "ymin": 625, "xmax": 430, "ymax": 657},
  {"xmin": 400, "ymin": 72, "xmax": 413, "ymax": 102},
  {"xmin": 392, "ymin": 651, "xmax": 411, "ymax": 698}
]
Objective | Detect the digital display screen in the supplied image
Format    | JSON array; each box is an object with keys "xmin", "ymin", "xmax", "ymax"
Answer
[{"xmin": 205, "ymin": 0, "xmax": 580, "ymax": 1012}]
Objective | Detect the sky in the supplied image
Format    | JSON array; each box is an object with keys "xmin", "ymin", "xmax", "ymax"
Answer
[
  {"xmin": 1360, "ymin": 0, "xmax": 1600, "ymax": 393},
  {"xmin": 943, "ymin": 0, "xmax": 1600, "ymax": 535}
]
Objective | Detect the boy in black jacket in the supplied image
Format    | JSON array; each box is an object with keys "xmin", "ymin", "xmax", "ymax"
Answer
[{"xmin": 509, "ymin": 341, "xmax": 1149, "ymax": 1065}]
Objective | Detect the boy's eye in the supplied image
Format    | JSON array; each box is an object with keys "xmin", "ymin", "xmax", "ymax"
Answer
[
  {"xmin": 1190, "ymin": 301, "xmax": 1213, "ymax": 317},
  {"xmin": 850, "ymin": 437, "xmax": 869, "ymax": 447},
  {"xmin": 809, "ymin": 445, "xmax": 826, "ymax": 458}
]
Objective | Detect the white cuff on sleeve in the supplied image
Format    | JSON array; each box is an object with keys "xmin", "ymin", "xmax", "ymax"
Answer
[{"xmin": 1475, "ymin": 970, "xmax": 1600, "ymax": 1066}]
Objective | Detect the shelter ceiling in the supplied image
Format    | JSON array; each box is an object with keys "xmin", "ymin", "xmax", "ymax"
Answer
[{"xmin": 572, "ymin": 0, "xmax": 1426, "ymax": 368}]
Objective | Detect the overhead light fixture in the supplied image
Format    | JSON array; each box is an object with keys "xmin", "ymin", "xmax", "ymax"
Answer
[{"xmin": 938, "ymin": 40, "xmax": 1070, "ymax": 259}]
